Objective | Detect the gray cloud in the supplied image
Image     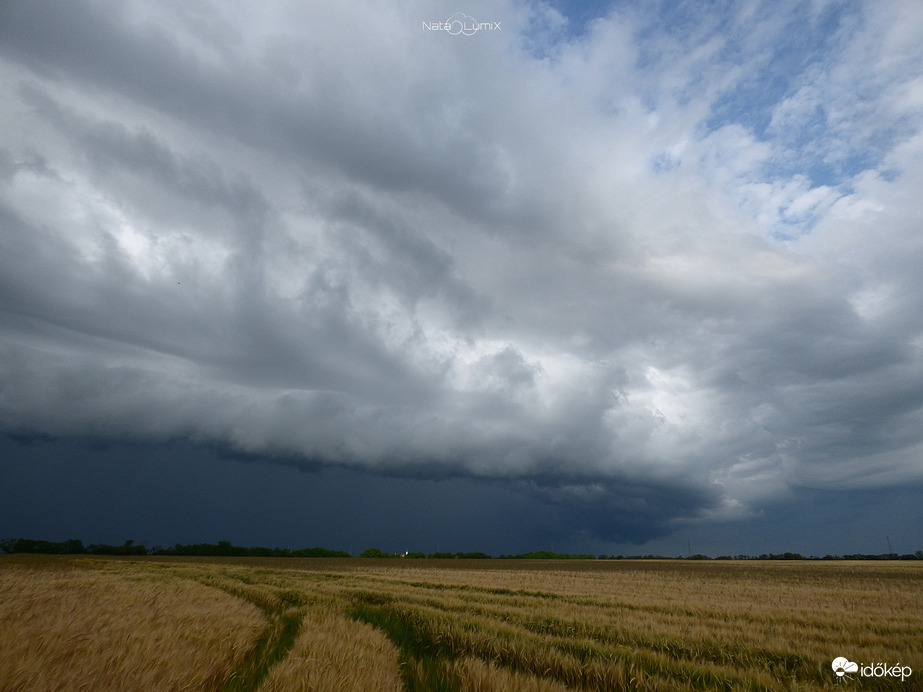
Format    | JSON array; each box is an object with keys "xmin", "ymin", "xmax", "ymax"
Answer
[{"xmin": 2, "ymin": 0, "xmax": 923, "ymax": 548}]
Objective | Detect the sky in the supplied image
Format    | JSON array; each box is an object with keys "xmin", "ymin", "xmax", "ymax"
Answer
[{"xmin": 1, "ymin": 0, "xmax": 922, "ymax": 557}]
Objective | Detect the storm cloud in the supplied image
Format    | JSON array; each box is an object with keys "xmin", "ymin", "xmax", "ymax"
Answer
[{"xmin": 2, "ymin": 0, "xmax": 922, "ymax": 551}]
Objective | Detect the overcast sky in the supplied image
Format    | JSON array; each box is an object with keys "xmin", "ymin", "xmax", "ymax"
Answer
[{"xmin": 2, "ymin": 0, "xmax": 922, "ymax": 556}]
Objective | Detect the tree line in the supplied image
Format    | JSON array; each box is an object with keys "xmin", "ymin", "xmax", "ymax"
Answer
[
  {"xmin": 0, "ymin": 538, "xmax": 348, "ymax": 558},
  {"xmin": 2, "ymin": 538, "xmax": 921, "ymax": 561}
]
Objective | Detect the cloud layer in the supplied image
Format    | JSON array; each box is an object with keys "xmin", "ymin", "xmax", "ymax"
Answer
[{"xmin": 2, "ymin": 0, "xmax": 922, "ymax": 542}]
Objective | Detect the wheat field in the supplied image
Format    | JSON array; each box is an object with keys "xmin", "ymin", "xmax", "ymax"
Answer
[
  {"xmin": 0, "ymin": 556, "xmax": 919, "ymax": 691},
  {"xmin": 0, "ymin": 559, "xmax": 263, "ymax": 691}
]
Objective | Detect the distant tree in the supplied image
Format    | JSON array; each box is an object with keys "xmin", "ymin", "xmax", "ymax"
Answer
[
  {"xmin": 291, "ymin": 546, "xmax": 351, "ymax": 558},
  {"xmin": 88, "ymin": 540, "xmax": 147, "ymax": 555},
  {"xmin": 215, "ymin": 540, "xmax": 248, "ymax": 556},
  {"xmin": 359, "ymin": 547, "xmax": 393, "ymax": 558},
  {"xmin": 3, "ymin": 538, "xmax": 86, "ymax": 554},
  {"xmin": 63, "ymin": 539, "xmax": 85, "ymax": 554}
]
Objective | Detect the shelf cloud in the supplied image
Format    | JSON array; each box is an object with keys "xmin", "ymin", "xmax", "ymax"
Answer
[{"xmin": 2, "ymin": 0, "xmax": 923, "ymax": 550}]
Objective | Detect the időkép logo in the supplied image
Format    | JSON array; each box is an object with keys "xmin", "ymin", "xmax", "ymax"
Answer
[{"xmin": 832, "ymin": 657, "xmax": 912, "ymax": 682}]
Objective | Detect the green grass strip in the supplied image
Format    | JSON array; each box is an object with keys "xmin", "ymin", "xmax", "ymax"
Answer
[
  {"xmin": 188, "ymin": 574, "xmax": 305, "ymax": 692},
  {"xmin": 219, "ymin": 610, "xmax": 301, "ymax": 692},
  {"xmin": 350, "ymin": 602, "xmax": 462, "ymax": 692}
]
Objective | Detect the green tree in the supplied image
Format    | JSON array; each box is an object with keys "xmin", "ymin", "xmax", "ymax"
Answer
[{"xmin": 359, "ymin": 547, "xmax": 393, "ymax": 558}]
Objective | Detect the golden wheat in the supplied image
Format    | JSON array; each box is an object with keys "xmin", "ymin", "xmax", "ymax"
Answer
[
  {"xmin": 442, "ymin": 656, "xmax": 570, "ymax": 691},
  {"xmin": 0, "ymin": 563, "xmax": 264, "ymax": 691},
  {"xmin": 2, "ymin": 556, "xmax": 919, "ymax": 691},
  {"xmin": 256, "ymin": 607, "xmax": 402, "ymax": 692}
]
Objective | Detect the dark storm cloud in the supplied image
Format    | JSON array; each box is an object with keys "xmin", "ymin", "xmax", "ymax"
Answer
[
  {"xmin": 2, "ymin": 0, "xmax": 923, "ymax": 549},
  {"xmin": 0, "ymin": 435, "xmax": 705, "ymax": 551}
]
